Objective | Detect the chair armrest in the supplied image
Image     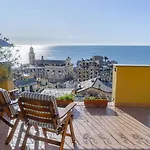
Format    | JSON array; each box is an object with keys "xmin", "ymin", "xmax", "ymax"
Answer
[
  {"xmin": 56, "ymin": 102, "xmax": 76, "ymax": 119},
  {"xmin": 10, "ymin": 99, "xmax": 18, "ymax": 105},
  {"xmin": 8, "ymin": 89, "xmax": 19, "ymax": 100},
  {"xmin": 8, "ymin": 89, "xmax": 19, "ymax": 93}
]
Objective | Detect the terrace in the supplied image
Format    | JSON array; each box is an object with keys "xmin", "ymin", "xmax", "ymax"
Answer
[
  {"xmin": 0, "ymin": 102, "xmax": 149, "ymax": 150},
  {"xmin": 0, "ymin": 55, "xmax": 150, "ymax": 149}
]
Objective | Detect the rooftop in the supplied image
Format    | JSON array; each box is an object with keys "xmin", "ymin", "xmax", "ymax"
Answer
[
  {"xmin": 77, "ymin": 78, "xmax": 112, "ymax": 93},
  {"xmin": 14, "ymin": 78, "xmax": 37, "ymax": 87},
  {"xmin": 41, "ymin": 88, "xmax": 73, "ymax": 97},
  {"xmin": 35, "ymin": 59, "xmax": 66, "ymax": 66},
  {"xmin": 0, "ymin": 102, "xmax": 149, "ymax": 149}
]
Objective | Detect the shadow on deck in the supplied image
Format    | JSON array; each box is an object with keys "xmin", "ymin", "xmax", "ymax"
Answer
[{"xmin": 117, "ymin": 106, "xmax": 150, "ymax": 128}]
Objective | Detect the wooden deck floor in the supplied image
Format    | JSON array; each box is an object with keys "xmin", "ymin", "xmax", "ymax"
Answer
[{"xmin": 0, "ymin": 102, "xmax": 150, "ymax": 150}]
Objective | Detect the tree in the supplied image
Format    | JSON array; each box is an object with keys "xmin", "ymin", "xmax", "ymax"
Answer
[
  {"xmin": 0, "ymin": 34, "xmax": 20, "ymax": 82},
  {"xmin": 103, "ymin": 56, "xmax": 108, "ymax": 62}
]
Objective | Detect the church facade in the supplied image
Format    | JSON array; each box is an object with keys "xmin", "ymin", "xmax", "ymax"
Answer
[{"xmin": 24, "ymin": 46, "xmax": 74, "ymax": 83}]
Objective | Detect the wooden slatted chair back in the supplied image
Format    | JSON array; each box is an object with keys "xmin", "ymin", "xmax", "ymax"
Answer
[
  {"xmin": 18, "ymin": 92, "xmax": 76, "ymax": 150},
  {"xmin": 18, "ymin": 92, "xmax": 59, "ymax": 129}
]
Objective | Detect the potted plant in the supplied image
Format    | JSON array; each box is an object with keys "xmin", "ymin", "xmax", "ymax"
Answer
[
  {"xmin": 84, "ymin": 96, "xmax": 108, "ymax": 108},
  {"xmin": 56, "ymin": 94, "xmax": 74, "ymax": 107}
]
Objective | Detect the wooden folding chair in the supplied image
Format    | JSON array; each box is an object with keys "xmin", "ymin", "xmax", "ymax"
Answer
[
  {"xmin": 18, "ymin": 92, "xmax": 76, "ymax": 150},
  {"xmin": 0, "ymin": 88, "xmax": 22, "ymax": 145}
]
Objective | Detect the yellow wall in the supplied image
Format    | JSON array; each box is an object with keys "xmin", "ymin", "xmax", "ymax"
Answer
[
  {"xmin": 112, "ymin": 65, "xmax": 150, "ymax": 107},
  {"xmin": 112, "ymin": 66, "xmax": 116, "ymax": 101},
  {"xmin": 0, "ymin": 64, "xmax": 14, "ymax": 91}
]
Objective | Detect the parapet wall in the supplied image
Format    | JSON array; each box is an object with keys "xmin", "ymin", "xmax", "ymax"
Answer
[{"xmin": 112, "ymin": 64, "xmax": 150, "ymax": 107}]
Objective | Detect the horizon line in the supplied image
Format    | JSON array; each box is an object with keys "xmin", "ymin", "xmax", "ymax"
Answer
[{"xmin": 14, "ymin": 43, "xmax": 150, "ymax": 47}]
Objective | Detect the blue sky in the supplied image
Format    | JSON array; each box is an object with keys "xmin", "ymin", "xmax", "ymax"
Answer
[{"xmin": 1, "ymin": 0, "xmax": 150, "ymax": 45}]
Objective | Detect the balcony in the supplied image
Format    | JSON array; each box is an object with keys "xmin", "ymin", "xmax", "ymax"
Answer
[
  {"xmin": 0, "ymin": 102, "xmax": 149, "ymax": 150},
  {"xmin": 0, "ymin": 61, "xmax": 150, "ymax": 149}
]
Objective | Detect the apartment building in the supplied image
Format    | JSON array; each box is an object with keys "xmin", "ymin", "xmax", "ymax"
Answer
[{"xmin": 76, "ymin": 56, "xmax": 117, "ymax": 82}]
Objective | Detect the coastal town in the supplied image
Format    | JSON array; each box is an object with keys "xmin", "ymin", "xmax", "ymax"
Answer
[{"xmin": 11, "ymin": 46, "xmax": 117, "ymax": 101}]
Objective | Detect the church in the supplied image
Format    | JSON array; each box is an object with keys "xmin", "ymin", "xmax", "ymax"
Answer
[{"xmin": 23, "ymin": 46, "xmax": 74, "ymax": 83}]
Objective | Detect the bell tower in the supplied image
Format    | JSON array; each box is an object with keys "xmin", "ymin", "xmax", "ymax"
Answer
[{"xmin": 29, "ymin": 46, "xmax": 35, "ymax": 65}]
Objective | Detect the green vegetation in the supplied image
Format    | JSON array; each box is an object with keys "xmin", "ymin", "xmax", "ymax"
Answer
[
  {"xmin": 0, "ymin": 34, "xmax": 20, "ymax": 82},
  {"xmin": 84, "ymin": 96, "xmax": 107, "ymax": 100},
  {"xmin": 57, "ymin": 94, "xmax": 74, "ymax": 100}
]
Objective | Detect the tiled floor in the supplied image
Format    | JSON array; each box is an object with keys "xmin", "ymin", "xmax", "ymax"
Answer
[{"xmin": 0, "ymin": 102, "xmax": 150, "ymax": 150}]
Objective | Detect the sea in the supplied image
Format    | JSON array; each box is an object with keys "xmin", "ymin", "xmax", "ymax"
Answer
[{"xmin": 17, "ymin": 45, "xmax": 150, "ymax": 66}]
